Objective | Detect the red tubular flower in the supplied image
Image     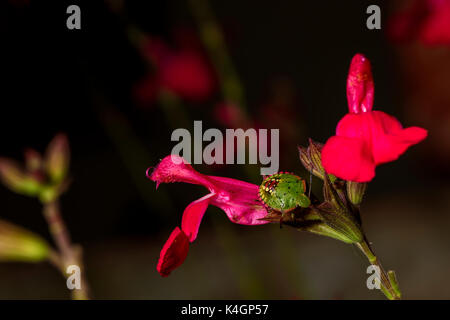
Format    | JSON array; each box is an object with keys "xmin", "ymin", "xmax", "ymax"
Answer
[
  {"xmin": 148, "ymin": 155, "xmax": 269, "ymax": 277},
  {"xmin": 389, "ymin": 0, "xmax": 450, "ymax": 45},
  {"xmin": 321, "ymin": 54, "xmax": 428, "ymax": 182}
]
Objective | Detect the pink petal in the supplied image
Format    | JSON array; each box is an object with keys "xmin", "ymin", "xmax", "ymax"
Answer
[
  {"xmin": 322, "ymin": 135, "xmax": 376, "ymax": 182},
  {"xmin": 208, "ymin": 176, "xmax": 269, "ymax": 225},
  {"xmin": 148, "ymin": 155, "xmax": 213, "ymax": 189},
  {"xmin": 346, "ymin": 54, "xmax": 374, "ymax": 114},
  {"xmin": 370, "ymin": 111, "xmax": 428, "ymax": 164},
  {"xmin": 181, "ymin": 193, "xmax": 215, "ymax": 242},
  {"xmin": 157, "ymin": 227, "xmax": 190, "ymax": 277}
]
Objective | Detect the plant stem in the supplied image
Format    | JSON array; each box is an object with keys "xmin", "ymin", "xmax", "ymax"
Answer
[
  {"xmin": 356, "ymin": 239, "xmax": 401, "ymax": 300},
  {"xmin": 43, "ymin": 200, "xmax": 90, "ymax": 300},
  {"xmin": 189, "ymin": 0, "xmax": 248, "ymax": 112}
]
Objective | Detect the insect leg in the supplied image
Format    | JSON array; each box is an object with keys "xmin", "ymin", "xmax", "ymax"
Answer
[{"xmin": 279, "ymin": 209, "xmax": 285, "ymax": 229}]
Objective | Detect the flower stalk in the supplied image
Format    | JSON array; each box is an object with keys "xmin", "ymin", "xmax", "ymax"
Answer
[
  {"xmin": 43, "ymin": 200, "xmax": 89, "ymax": 300},
  {"xmin": 296, "ymin": 138, "xmax": 402, "ymax": 300},
  {"xmin": 356, "ymin": 240, "xmax": 401, "ymax": 300}
]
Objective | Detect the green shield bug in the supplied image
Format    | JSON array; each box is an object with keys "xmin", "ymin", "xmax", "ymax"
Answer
[{"xmin": 259, "ymin": 172, "xmax": 311, "ymax": 215}]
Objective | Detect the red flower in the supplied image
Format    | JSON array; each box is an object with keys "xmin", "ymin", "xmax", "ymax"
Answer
[
  {"xmin": 135, "ymin": 37, "xmax": 215, "ymax": 105},
  {"xmin": 389, "ymin": 0, "xmax": 450, "ymax": 45},
  {"xmin": 321, "ymin": 54, "xmax": 428, "ymax": 182},
  {"xmin": 148, "ymin": 155, "xmax": 268, "ymax": 277}
]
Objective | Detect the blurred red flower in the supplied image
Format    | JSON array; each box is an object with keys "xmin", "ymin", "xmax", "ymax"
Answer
[
  {"xmin": 135, "ymin": 36, "xmax": 216, "ymax": 105},
  {"xmin": 321, "ymin": 54, "xmax": 428, "ymax": 182},
  {"xmin": 389, "ymin": 0, "xmax": 450, "ymax": 45},
  {"xmin": 148, "ymin": 155, "xmax": 268, "ymax": 277}
]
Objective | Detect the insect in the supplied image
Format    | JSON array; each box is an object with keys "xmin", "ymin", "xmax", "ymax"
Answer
[{"xmin": 259, "ymin": 172, "xmax": 311, "ymax": 225}]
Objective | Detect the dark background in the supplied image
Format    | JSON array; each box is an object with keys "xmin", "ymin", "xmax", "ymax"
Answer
[{"xmin": 0, "ymin": 0, "xmax": 447, "ymax": 299}]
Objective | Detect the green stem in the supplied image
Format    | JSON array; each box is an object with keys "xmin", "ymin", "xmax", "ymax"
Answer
[
  {"xmin": 188, "ymin": 0, "xmax": 248, "ymax": 112},
  {"xmin": 43, "ymin": 200, "xmax": 90, "ymax": 300},
  {"xmin": 356, "ymin": 240, "xmax": 401, "ymax": 300}
]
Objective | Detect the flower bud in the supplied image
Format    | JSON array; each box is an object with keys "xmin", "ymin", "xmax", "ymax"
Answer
[
  {"xmin": 0, "ymin": 220, "xmax": 50, "ymax": 262},
  {"xmin": 298, "ymin": 139, "xmax": 336, "ymax": 182},
  {"xmin": 346, "ymin": 181, "xmax": 367, "ymax": 206},
  {"xmin": 299, "ymin": 146, "xmax": 324, "ymax": 180},
  {"xmin": 24, "ymin": 148, "xmax": 43, "ymax": 172},
  {"xmin": 45, "ymin": 133, "xmax": 70, "ymax": 184},
  {"xmin": 0, "ymin": 158, "xmax": 42, "ymax": 196}
]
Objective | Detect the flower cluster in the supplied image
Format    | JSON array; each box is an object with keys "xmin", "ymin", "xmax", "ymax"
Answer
[{"xmin": 321, "ymin": 54, "xmax": 427, "ymax": 182}]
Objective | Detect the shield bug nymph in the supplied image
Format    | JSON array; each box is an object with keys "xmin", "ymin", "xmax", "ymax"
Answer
[{"xmin": 259, "ymin": 172, "xmax": 311, "ymax": 223}]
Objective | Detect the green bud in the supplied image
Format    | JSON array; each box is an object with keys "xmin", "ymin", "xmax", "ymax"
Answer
[
  {"xmin": 45, "ymin": 133, "xmax": 70, "ymax": 184},
  {"xmin": 24, "ymin": 148, "xmax": 43, "ymax": 172},
  {"xmin": 346, "ymin": 181, "xmax": 367, "ymax": 206},
  {"xmin": 298, "ymin": 139, "xmax": 336, "ymax": 182},
  {"xmin": 0, "ymin": 158, "xmax": 42, "ymax": 196},
  {"xmin": 0, "ymin": 220, "xmax": 49, "ymax": 262}
]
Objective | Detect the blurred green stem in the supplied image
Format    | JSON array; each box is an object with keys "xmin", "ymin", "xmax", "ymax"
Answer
[
  {"xmin": 189, "ymin": 0, "xmax": 248, "ymax": 112},
  {"xmin": 43, "ymin": 200, "xmax": 90, "ymax": 300}
]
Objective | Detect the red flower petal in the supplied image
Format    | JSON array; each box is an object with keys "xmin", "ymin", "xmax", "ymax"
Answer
[
  {"xmin": 370, "ymin": 111, "xmax": 428, "ymax": 164},
  {"xmin": 336, "ymin": 113, "xmax": 372, "ymax": 139},
  {"xmin": 322, "ymin": 135, "xmax": 376, "ymax": 182},
  {"xmin": 346, "ymin": 54, "xmax": 374, "ymax": 114},
  {"xmin": 157, "ymin": 227, "xmax": 190, "ymax": 277},
  {"xmin": 324, "ymin": 111, "xmax": 427, "ymax": 182},
  {"xmin": 181, "ymin": 193, "xmax": 215, "ymax": 242},
  {"xmin": 149, "ymin": 155, "xmax": 213, "ymax": 188}
]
